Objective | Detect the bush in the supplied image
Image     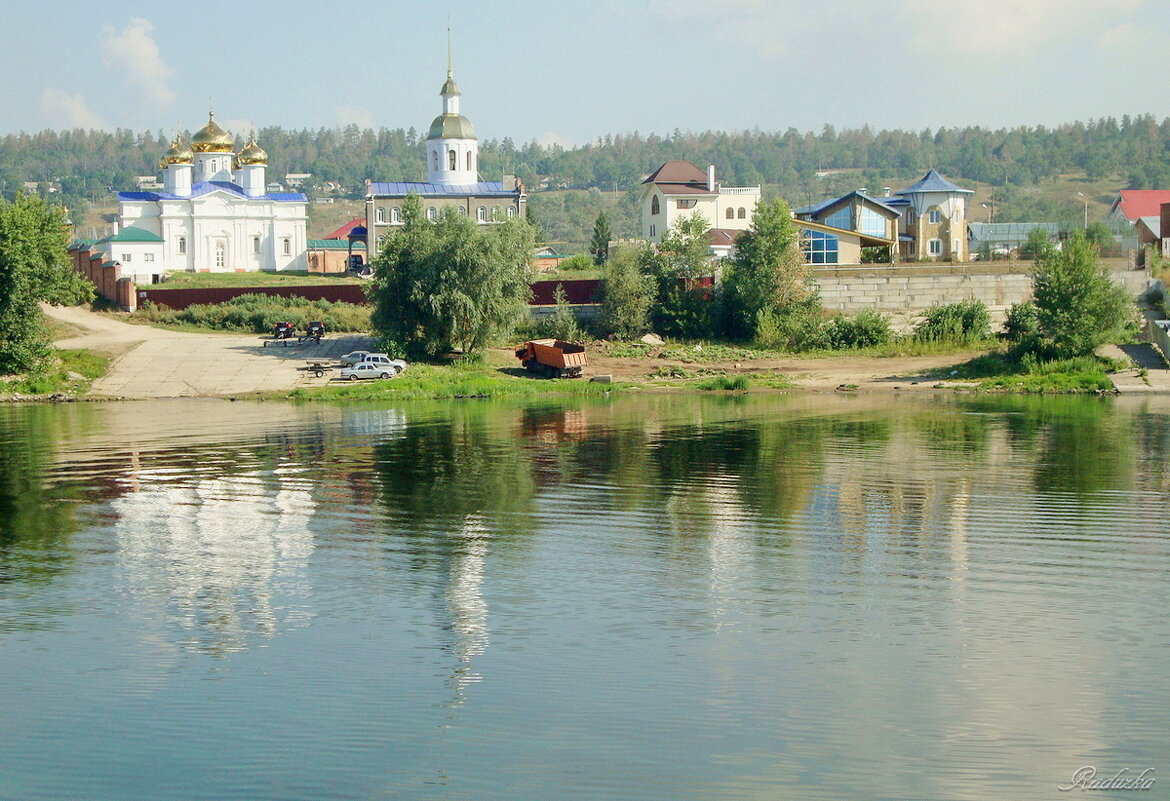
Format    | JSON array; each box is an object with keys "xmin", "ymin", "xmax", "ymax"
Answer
[
  {"xmin": 537, "ymin": 284, "xmax": 583, "ymax": 341},
  {"xmin": 914, "ymin": 300, "xmax": 991, "ymax": 344},
  {"xmin": 132, "ymin": 293, "xmax": 371, "ymax": 333},
  {"xmin": 825, "ymin": 309, "xmax": 893, "ymax": 349},
  {"xmin": 1030, "ymin": 231, "xmax": 1136, "ymax": 359},
  {"xmin": 698, "ymin": 374, "xmax": 749, "ymax": 390},
  {"xmin": 1002, "ymin": 301, "xmax": 1040, "ymax": 342},
  {"xmin": 558, "ymin": 254, "xmax": 595, "ymax": 271}
]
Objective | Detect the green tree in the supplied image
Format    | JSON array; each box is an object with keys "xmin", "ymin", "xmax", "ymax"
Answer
[
  {"xmin": 538, "ymin": 283, "xmax": 583, "ymax": 341},
  {"xmin": 0, "ymin": 193, "xmax": 92, "ymax": 374},
  {"xmin": 601, "ymin": 247, "xmax": 654, "ymax": 338},
  {"xmin": 1031, "ymin": 231, "xmax": 1134, "ymax": 359},
  {"xmin": 370, "ymin": 195, "xmax": 535, "ymax": 359},
  {"xmin": 641, "ymin": 213, "xmax": 714, "ymax": 338},
  {"xmin": 1019, "ymin": 227, "xmax": 1053, "ymax": 259},
  {"xmin": 590, "ymin": 210, "xmax": 612, "ymax": 265},
  {"xmin": 720, "ymin": 198, "xmax": 814, "ymax": 341}
]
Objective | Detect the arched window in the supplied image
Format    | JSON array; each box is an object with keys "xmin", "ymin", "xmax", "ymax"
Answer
[
  {"xmin": 391, "ymin": 207, "xmax": 401, "ymax": 224},
  {"xmin": 427, "ymin": 206, "xmax": 437, "ymax": 221},
  {"xmin": 457, "ymin": 206, "xmax": 467, "ymax": 216},
  {"xmin": 506, "ymin": 207, "xmax": 516, "ymax": 218},
  {"xmin": 252, "ymin": 236, "xmax": 260, "ymax": 254},
  {"xmin": 178, "ymin": 236, "xmax": 186, "ymax": 255},
  {"xmin": 281, "ymin": 238, "xmax": 291, "ymax": 256},
  {"xmin": 376, "ymin": 207, "xmax": 385, "ymax": 223},
  {"xmin": 651, "ymin": 196, "xmax": 660, "ymax": 215},
  {"xmin": 449, "ymin": 150, "xmax": 457, "ymax": 170},
  {"xmin": 726, "ymin": 208, "xmax": 735, "ymax": 219},
  {"xmin": 377, "ymin": 234, "xmax": 386, "ymax": 246},
  {"xmin": 432, "ymin": 151, "xmax": 439, "ymax": 170},
  {"xmin": 492, "ymin": 206, "xmax": 501, "ymax": 220},
  {"xmin": 738, "ymin": 207, "xmax": 746, "ymax": 219},
  {"xmin": 467, "ymin": 152, "xmax": 473, "ymax": 171},
  {"xmin": 477, "ymin": 206, "xmax": 487, "ymax": 222}
]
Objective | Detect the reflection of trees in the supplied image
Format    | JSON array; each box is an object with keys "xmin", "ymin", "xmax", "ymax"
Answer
[
  {"xmin": 372, "ymin": 405, "xmax": 538, "ymax": 706},
  {"xmin": 963, "ymin": 396, "xmax": 1135, "ymax": 495},
  {"xmin": 0, "ymin": 406, "xmax": 82, "ymax": 599},
  {"xmin": 373, "ymin": 406, "xmax": 537, "ymax": 543}
]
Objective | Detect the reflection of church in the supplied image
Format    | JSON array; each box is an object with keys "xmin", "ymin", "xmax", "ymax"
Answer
[{"xmin": 96, "ymin": 114, "xmax": 308, "ymax": 281}]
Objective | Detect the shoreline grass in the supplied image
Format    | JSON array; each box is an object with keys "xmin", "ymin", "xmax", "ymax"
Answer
[{"xmin": 0, "ymin": 348, "xmax": 110, "ymax": 397}]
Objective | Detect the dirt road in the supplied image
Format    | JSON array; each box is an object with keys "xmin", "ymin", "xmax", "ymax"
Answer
[{"xmin": 44, "ymin": 304, "xmax": 375, "ymax": 398}]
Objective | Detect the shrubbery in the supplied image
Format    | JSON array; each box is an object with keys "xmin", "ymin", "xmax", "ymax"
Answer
[
  {"xmin": 914, "ymin": 300, "xmax": 991, "ymax": 344},
  {"xmin": 134, "ymin": 293, "xmax": 371, "ymax": 333}
]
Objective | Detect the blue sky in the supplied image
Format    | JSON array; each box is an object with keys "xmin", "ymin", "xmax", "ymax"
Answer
[{"xmin": 5, "ymin": 0, "xmax": 1170, "ymax": 147}]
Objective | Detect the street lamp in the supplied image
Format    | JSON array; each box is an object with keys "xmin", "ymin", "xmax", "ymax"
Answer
[{"xmin": 1077, "ymin": 192, "xmax": 1088, "ymax": 229}]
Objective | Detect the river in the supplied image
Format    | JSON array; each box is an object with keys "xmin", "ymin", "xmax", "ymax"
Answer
[{"xmin": 1, "ymin": 393, "xmax": 1167, "ymax": 800}]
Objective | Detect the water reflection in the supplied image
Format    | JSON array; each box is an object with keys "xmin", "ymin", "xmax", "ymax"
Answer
[
  {"xmin": 1, "ymin": 394, "xmax": 1168, "ymax": 801},
  {"xmin": 112, "ymin": 465, "xmax": 316, "ymax": 655}
]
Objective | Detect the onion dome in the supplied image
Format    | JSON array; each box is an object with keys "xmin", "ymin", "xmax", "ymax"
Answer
[
  {"xmin": 236, "ymin": 133, "xmax": 267, "ymax": 166},
  {"xmin": 427, "ymin": 113, "xmax": 476, "ymax": 140},
  {"xmin": 158, "ymin": 135, "xmax": 193, "ymax": 168},
  {"xmin": 191, "ymin": 112, "xmax": 234, "ymax": 153},
  {"xmin": 440, "ymin": 73, "xmax": 461, "ymax": 96}
]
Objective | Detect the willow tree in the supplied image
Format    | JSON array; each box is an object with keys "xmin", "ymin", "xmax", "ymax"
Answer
[
  {"xmin": 0, "ymin": 193, "xmax": 92, "ymax": 374},
  {"xmin": 370, "ymin": 195, "xmax": 536, "ymax": 359}
]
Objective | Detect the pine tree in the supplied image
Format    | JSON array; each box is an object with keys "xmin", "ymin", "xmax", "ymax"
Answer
[{"xmin": 590, "ymin": 210, "xmax": 612, "ymax": 265}]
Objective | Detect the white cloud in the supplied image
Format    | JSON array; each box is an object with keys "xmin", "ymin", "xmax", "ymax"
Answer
[
  {"xmin": 40, "ymin": 88, "xmax": 106, "ymax": 129},
  {"xmin": 335, "ymin": 105, "xmax": 375, "ymax": 129},
  {"xmin": 538, "ymin": 131, "xmax": 574, "ymax": 149},
  {"xmin": 101, "ymin": 18, "xmax": 175, "ymax": 106},
  {"xmin": 1096, "ymin": 21, "xmax": 1170, "ymax": 56},
  {"xmin": 897, "ymin": 0, "xmax": 1149, "ymax": 58}
]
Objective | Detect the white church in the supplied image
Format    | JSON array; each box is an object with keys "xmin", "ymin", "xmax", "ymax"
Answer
[{"xmin": 96, "ymin": 114, "xmax": 308, "ymax": 281}]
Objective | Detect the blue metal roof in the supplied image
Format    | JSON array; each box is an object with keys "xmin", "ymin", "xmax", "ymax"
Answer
[
  {"xmin": 794, "ymin": 191, "xmax": 902, "ymax": 218},
  {"xmin": 117, "ymin": 181, "xmax": 307, "ymax": 203},
  {"xmin": 367, "ymin": 180, "xmax": 519, "ymax": 197},
  {"xmin": 897, "ymin": 169, "xmax": 973, "ymax": 195}
]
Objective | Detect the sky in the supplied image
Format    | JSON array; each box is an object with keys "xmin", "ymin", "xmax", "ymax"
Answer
[{"xmin": 4, "ymin": 0, "xmax": 1170, "ymax": 149}]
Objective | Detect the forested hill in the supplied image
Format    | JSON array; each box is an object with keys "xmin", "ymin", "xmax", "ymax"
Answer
[{"xmin": 4, "ymin": 114, "xmax": 1168, "ymax": 212}]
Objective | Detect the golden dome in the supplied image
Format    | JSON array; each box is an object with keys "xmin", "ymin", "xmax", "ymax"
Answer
[
  {"xmin": 191, "ymin": 112, "xmax": 234, "ymax": 153},
  {"xmin": 159, "ymin": 135, "xmax": 193, "ymax": 168},
  {"xmin": 236, "ymin": 133, "xmax": 267, "ymax": 166}
]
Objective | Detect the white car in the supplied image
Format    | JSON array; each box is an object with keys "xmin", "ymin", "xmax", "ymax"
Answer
[
  {"xmin": 339, "ymin": 350, "xmax": 374, "ymax": 367},
  {"xmin": 339, "ymin": 360, "xmax": 407, "ymax": 381}
]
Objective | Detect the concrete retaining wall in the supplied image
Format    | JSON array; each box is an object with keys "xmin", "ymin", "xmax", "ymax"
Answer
[{"xmin": 813, "ymin": 267, "xmax": 1151, "ymax": 318}]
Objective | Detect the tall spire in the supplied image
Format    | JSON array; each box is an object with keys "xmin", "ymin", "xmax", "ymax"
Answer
[{"xmin": 440, "ymin": 26, "xmax": 461, "ymax": 98}]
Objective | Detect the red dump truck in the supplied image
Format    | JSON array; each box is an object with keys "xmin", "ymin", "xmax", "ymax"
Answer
[{"xmin": 515, "ymin": 339, "xmax": 587, "ymax": 379}]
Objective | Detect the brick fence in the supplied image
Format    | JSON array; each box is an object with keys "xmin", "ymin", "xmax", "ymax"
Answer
[{"xmin": 138, "ymin": 279, "xmax": 605, "ymax": 310}]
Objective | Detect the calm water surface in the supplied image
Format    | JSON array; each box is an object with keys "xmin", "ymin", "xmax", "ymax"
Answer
[{"xmin": 1, "ymin": 393, "xmax": 1168, "ymax": 800}]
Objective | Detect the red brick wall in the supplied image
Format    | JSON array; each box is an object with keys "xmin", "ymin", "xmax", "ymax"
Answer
[{"xmin": 139, "ymin": 279, "xmax": 604, "ymax": 309}]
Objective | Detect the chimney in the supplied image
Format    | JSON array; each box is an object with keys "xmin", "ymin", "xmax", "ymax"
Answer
[
  {"xmin": 707, "ymin": 165, "xmax": 715, "ymax": 192},
  {"xmin": 884, "ymin": 187, "xmax": 892, "ymax": 197},
  {"xmin": 1161, "ymin": 201, "xmax": 1170, "ymax": 240}
]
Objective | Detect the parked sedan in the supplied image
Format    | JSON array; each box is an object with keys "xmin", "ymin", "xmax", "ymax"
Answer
[
  {"xmin": 339, "ymin": 361, "xmax": 406, "ymax": 381},
  {"xmin": 339, "ymin": 350, "xmax": 374, "ymax": 367}
]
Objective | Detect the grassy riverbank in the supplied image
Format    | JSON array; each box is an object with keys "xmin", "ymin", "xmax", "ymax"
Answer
[{"xmin": 0, "ymin": 349, "xmax": 110, "ymax": 397}]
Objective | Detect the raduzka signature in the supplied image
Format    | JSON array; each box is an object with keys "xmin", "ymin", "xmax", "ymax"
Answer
[{"xmin": 1058, "ymin": 766, "xmax": 1156, "ymax": 792}]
